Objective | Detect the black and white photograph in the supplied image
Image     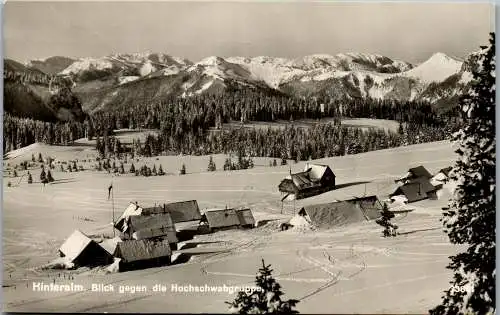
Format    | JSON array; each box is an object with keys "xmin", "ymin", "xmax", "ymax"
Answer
[{"xmin": 2, "ymin": 1, "xmax": 496, "ymax": 314}]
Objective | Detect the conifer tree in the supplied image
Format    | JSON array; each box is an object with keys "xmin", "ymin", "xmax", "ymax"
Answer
[
  {"xmin": 31, "ymin": 153, "xmax": 35, "ymax": 162},
  {"xmin": 226, "ymin": 259, "xmax": 299, "ymax": 314},
  {"xmin": 224, "ymin": 158, "xmax": 232, "ymax": 171},
  {"xmin": 47, "ymin": 169, "xmax": 54, "ymax": 182},
  {"xmin": 27, "ymin": 172, "xmax": 33, "ymax": 184},
  {"xmin": 129, "ymin": 163, "xmax": 136, "ymax": 173},
  {"xmin": 158, "ymin": 164, "xmax": 165, "ymax": 176},
  {"xmin": 207, "ymin": 156, "xmax": 217, "ymax": 172},
  {"xmin": 72, "ymin": 161, "xmax": 78, "ymax": 172},
  {"xmin": 430, "ymin": 32, "xmax": 495, "ymax": 315},
  {"xmin": 40, "ymin": 168, "xmax": 46, "ymax": 182},
  {"xmin": 152, "ymin": 164, "xmax": 157, "ymax": 176},
  {"xmin": 375, "ymin": 203, "xmax": 397, "ymax": 237},
  {"xmin": 38, "ymin": 153, "xmax": 43, "ymax": 163},
  {"xmin": 180, "ymin": 163, "xmax": 186, "ymax": 175},
  {"xmin": 272, "ymin": 159, "xmax": 277, "ymax": 167},
  {"xmin": 119, "ymin": 162, "xmax": 125, "ymax": 174}
]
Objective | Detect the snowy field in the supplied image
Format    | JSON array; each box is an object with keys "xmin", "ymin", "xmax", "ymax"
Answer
[{"xmin": 2, "ymin": 140, "xmax": 459, "ymax": 313}]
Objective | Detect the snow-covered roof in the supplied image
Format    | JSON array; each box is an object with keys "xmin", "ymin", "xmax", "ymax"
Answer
[{"xmin": 59, "ymin": 230, "xmax": 93, "ymax": 262}]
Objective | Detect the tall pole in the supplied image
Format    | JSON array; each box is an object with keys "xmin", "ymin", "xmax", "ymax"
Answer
[{"xmin": 111, "ymin": 180, "xmax": 115, "ymax": 238}]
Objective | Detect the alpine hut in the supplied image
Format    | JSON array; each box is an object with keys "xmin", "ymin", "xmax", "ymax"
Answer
[
  {"xmin": 431, "ymin": 166, "xmax": 453, "ymax": 187},
  {"xmin": 391, "ymin": 182, "xmax": 430, "ymax": 203},
  {"xmin": 236, "ymin": 208, "xmax": 256, "ymax": 228},
  {"xmin": 142, "ymin": 200, "xmax": 202, "ymax": 224},
  {"xmin": 396, "ymin": 165, "xmax": 433, "ymax": 183},
  {"xmin": 59, "ymin": 230, "xmax": 113, "ymax": 267},
  {"xmin": 113, "ymin": 238, "xmax": 172, "ymax": 272},
  {"xmin": 279, "ymin": 163, "xmax": 336, "ymax": 200},
  {"xmin": 200, "ymin": 208, "xmax": 255, "ymax": 232},
  {"xmin": 124, "ymin": 213, "xmax": 178, "ymax": 250},
  {"xmin": 296, "ymin": 196, "xmax": 384, "ymax": 229}
]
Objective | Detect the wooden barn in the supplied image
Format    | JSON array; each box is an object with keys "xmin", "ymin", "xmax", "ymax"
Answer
[
  {"xmin": 279, "ymin": 164, "xmax": 336, "ymax": 200},
  {"xmin": 122, "ymin": 212, "xmax": 178, "ymax": 250},
  {"xmin": 392, "ymin": 165, "xmax": 440, "ymax": 203},
  {"xmin": 297, "ymin": 196, "xmax": 384, "ymax": 229},
  {"xmin": 142, "ymin": 200, "xmax": 202, "ymax": 224},
  {"xmin": 113, "ymin": 239, "xmax": 172, "ymax": 272},
  {"xmin": 431, "ymin": 166, "xmax": 453, "ymax": 188},
  {"xmin": 396, "ymin": 165, "xmax": 433, "ymax": 183},
  {"xmin": 391, "ymin": 178, "xmax": 438, "ymax": 203},
  {"xmin": 236, "ymin": 208, "xmax": 256, "ymax": 228},
  {"xmin": 59, "ymin": 230, "xmax": 113, "ymax": 268},
  {"xmin": 200, "ymin": 208, "xmax": 255, "ymax": 232}
]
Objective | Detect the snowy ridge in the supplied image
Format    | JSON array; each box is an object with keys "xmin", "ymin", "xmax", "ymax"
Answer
[
  {"xmin": 60, "ymin": 57, "xmax": 115, "ymax": 75},
  {"xmin": 59, "ymin": 51, "xmax": 192, "ymax": 77},
  {"xmin": 31, "ymin": 50, "xmax": 474, "ymax": 107}
]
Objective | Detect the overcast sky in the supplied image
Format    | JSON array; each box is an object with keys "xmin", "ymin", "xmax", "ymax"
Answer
[{"xmin": 3, "ymin": 1, "xmax": 494, "ymax": 64}]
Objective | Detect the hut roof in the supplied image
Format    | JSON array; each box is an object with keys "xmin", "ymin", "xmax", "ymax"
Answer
[
  {"xmin": 290, "ymin": 172, "xmax": 321, "ymax": 190},
  {"xmin": 236, "ymin": 208, "xmax": 255, "ymax": 226},
  {"xmin": 407, "ymin": 177, "xmax": 437, "ymax": 194},
  {"xmin": 280, "ymin": 164, "xmax": 334, "ymax": 193},
  {"xmin": 346, "ymin": 195, "xmax": 385, "ymax": 220},
  {"xmin": 99, "ymin": 237, "xmax": 122, "ymax": 256},
  {"xmin": 304, "ymin": 164, "xmax": 334, "ymax": 180},
  {"xmin": 115, "ymin": 203, "xmax": 143, "ymax": 232},
  {"xmin": 408, "ymin": 166, "xmax": 432, "ymax": 179},
  {"xmin": 278, "ymin": 178, "xmax": 297, "ymax": 193},
  {"xmin": 143, "ymin": 200, "xmax": 201, "ymax": 223},
  {"xmin": 439, "ymin": 166, "xmax": 453, "ymax": 177},
  {"xmin": 132, "ymin": 228, "xmax": 178, "ymax": 244},
  {"xmin": 126, "ymin": 213, "xmax": 178, "ymax": 243},
  {"xmin": 392, "ymin": 182, "xmax": 428, "ymax": 203},
  {"xmin": 140, "ymin": 205, "xmax": 164, "ymax": 215},
  {"xmin": 299, "ymin": 201, "xmax": 368, "ymax": 229},
  {"xmin": 114, "ymin": 239, "xmax": 171, "ymax": 263},
  {"xmin": 59, "ymin": 230, "xmax": 93, "ymax": 262},
  {"xmin": 204, "ymin": 208, "xmax": 241, "ymax": 229},
  {"xmin": 126, "ymin": 213, "xmax": 175, "ymax": 233}
]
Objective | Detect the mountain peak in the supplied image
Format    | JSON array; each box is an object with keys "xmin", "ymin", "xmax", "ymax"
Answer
[
  {"xmin": 196, "ymin": 56, "xmax": 227, "ymax": 67},
  {"xmin": 405, "ymin": 52, "xmax": 463, "ymax": 83},
  {"xmin": 426, "ymin": 52, "xmax": 462, "ymax": 64}
]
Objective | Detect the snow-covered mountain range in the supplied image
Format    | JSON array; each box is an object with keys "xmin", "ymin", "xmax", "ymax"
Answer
[{"xmin": 13, "ymin": 50, "xmax": 474, "ymax": 112}]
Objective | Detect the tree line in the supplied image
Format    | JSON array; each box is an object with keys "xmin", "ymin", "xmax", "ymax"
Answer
[
  {"xmin": 132, "ymin": 121, "xmax": 460, "ymax": 161},
  {"xmin": 3, "ymin": 113, "xmax": 86, "ymax": 152},
  {"xmin": 4, "ymin": 89, "xmax": 461, "ymax": 155},
  {"xmin": 89, "ymin": 91, "xmax": 452, "ymax": 137}
]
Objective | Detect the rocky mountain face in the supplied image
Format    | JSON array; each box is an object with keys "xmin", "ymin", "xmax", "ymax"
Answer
[{"xmin": 6, "ymin": 50, "xmax": 476, "ymax": 117}]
